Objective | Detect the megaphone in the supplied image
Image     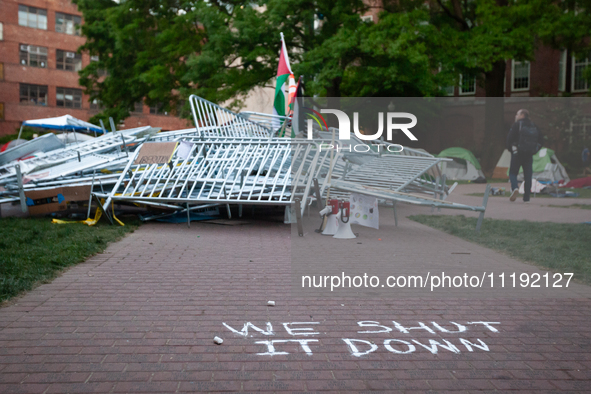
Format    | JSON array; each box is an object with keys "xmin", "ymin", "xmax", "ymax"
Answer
[
  {"xmin": 321, "ymin": 199, "xmax": 339, "ymax": 235},
  {"xmin": 333, "ymin": 200, "xmax": 356, "ymax": 239}
]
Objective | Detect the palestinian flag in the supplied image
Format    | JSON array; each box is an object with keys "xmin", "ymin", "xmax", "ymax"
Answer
[{"xmin": 273, "ymin": 33, "xmax": 293, "ymax": 129}]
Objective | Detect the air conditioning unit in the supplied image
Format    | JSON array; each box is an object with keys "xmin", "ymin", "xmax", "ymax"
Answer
[{"xmin": 66, "ymin": 52, "xmax": 75, "ymax": 58}]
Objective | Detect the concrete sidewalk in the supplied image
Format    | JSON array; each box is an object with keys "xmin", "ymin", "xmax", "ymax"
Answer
[{"xmin": 1, "ymin": 209, "xmax": 590, "ymax": 393}]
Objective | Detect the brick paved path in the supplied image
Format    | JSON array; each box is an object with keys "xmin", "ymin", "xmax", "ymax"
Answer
[{"xmin": 1, "ymin": 207, "xmax": 591, "ymax": 393}]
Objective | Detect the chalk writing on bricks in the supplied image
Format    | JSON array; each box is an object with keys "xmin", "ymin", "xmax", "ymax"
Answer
[{"xmin": 221, "ymin": 320, "xmax": 500, "ymax": 357}]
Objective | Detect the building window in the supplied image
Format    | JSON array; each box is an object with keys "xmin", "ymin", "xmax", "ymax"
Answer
[
  {"xmin": 558, "ymin": 50, "xmax": 567, "ymax": 92},
  {"xmin": 56, "ymin": 87, "xmax": 82, "ymax": 108},
  {"xmin": 512, "ymin": 61, "xmax": 530, "ymax": 91},
  {"xmin": 55, "ymin": 12, "xmax": 81, "ymax": 36},
  {"xmin": 90, "ymin": 55, "xmax": 108, "ymax": 76},
  {"xmin": 90, "ymin": 99, "xmax": 103, "ymax": 110},
  {"xmin": 56, "ymin": 50, "xmax": 82, "ymax": 71},
  {"xmin": 572, "ymin": 54, "xmax": 590, "ymax": 92},
  {"xmin": 361, "ymin": 15, "xmax": 373, "ymax": 23},
  {"xmin": 19, "ymin": 44, "xmax": 48, "ymax": 68},
  {"xmin": 0, "ymin": 22, "xmax": 3, "ymax": 40},
  {"xmin": 132, "ymin": 102, "xmax": 144, "ymax": 113},
  {"xmin": 459, "ymin": 74, "xmax": 476, "ymax": 95},
  {"xmin": 442, "ymin": 85, "xmax": 454, "ymax": 96},
  {"xmin": 20, "ymin": 84, "xmax": 48, "ymax": 106},
  {"xmin": 0, "ymin": 63, "xmax": 3, "ymax": 81},
  {"xmin": 18, "ymin": 5, "xmax": 47, "ymax": 30},
  {"xmin": 149, "ymin": 103, "xmax": 168, "ymax": 115},
  {"xmin": 0, "ymin": 103, "xmax": 4, "ymax": 120}
]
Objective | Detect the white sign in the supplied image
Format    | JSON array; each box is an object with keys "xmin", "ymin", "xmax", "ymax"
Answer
[{"xmin": 350, "ymin": 193, "xmax": 379, "ymax": 229}]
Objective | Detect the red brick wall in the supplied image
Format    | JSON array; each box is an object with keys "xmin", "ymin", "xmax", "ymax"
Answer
[{"xmin": 0, "ymin": 0, "xmax": 191, "ymax": 137}]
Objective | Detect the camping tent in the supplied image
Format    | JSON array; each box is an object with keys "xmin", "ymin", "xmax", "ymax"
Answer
[
  {"xmin": 18, "ymin": 115, "xmax": 104, "ymax": 139},
  {"xmin": 437, "ymin": 147, "xmax": 486, "ymax": 181},
  {"xmin": 492, "ymin": 148, "xmax": 570, "ymax": 184}
]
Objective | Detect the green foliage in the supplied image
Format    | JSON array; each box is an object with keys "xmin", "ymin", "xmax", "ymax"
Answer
[
  {"xmin": 74, "ymin": 0, "xmax": 591, "ymax": 124},
  {"xmin": 410, "ymin": 215, "xmax": 591, "ymax": 284},
  {"xmin": 74, "ymin": 0, "xmax": 206, "ymax": 124},
  {"xmin": 0, "ymin": 217, "xmax": 139, "ymax": 302}
]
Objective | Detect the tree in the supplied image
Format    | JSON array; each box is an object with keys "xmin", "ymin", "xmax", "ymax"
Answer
[
  {"xmin": 76, "ymin": 0, "xmax": 591, "ymax": 170},
  {"xmin": 76, "ymin": 0, "xmax": 442, "ymax": 124},
  {"xmin": 75, "ymin": 0, "xmax": 206, "ymax": 124}
]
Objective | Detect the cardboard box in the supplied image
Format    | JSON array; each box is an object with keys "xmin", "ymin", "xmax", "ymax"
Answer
[
  {"xmin": 25, "ymin": 185, "xmax": 91, "ymax": 215},
  {"xmin": 133, "ymin": 142, "xmax": 178, "ymax": 165}
]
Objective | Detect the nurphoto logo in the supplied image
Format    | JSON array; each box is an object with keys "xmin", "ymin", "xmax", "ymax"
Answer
[{"xmin": 307, "ymin": 109, "xmax": 418, "ymax": 142}]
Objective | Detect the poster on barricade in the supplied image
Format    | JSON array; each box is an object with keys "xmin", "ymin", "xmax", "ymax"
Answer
[{"xmin": 349, "ymin": 193, "xmax": 379, "ymax": 229}]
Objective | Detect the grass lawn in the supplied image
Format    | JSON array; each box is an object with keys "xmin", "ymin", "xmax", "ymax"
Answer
[
  {"xmin": 468, "ymin": 188, "xmax": 591, "ymax": 199},
  {"xmin": 546, "ymin": 204, "xmax": 591, "ymax": 210},
  {"xmin": 409, "ymin": 215, "xmax": 591, "ymax": 285},
  {"xmin": 0, "ymin": 216, "xmax": 140, "ymax": 303}
]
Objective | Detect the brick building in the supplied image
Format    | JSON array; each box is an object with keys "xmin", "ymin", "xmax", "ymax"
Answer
[{"xmin": 0, "ymin": 0, "xmax": 191, "ymax": 138}]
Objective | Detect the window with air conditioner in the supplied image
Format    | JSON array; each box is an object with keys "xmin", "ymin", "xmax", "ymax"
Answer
[
  {"xmin": 56, "ymin": 50, "xmax": 82, "ymax": 71},
  {"xmin": 19, "ymin": 44, "xmax": 48, "ymax": 68}
]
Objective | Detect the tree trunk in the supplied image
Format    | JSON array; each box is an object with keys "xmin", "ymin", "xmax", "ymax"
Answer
[
  {"xmin": 325, "ymin": 77, "xmax": 343, "ymax": 128},
  {"xmin": 481, "ymin": 60, "xmax": 507, "ymax": 174}
]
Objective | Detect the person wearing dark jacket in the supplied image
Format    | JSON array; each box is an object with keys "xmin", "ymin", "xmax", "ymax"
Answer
[{"xmin": 506, "ymin": 109, "xmax": 544, "ymax": 202}]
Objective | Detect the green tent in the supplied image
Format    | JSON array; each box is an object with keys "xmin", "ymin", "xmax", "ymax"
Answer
[
  {"xmin": 510, "ymin": 147, "xmax": 555, "ymax": 174},
  {"xmin": 437, "ymin": 147, "xmax": 482, "ymax": 170}
]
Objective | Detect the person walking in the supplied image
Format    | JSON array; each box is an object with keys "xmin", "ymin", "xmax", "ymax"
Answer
[{"xmin": 506, "ymin": 109, "xmax": 544, "ymax": 203}]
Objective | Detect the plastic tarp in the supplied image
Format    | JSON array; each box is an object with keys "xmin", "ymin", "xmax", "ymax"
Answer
[
  {"xmin": 22, "ymin": 115, "xmax": 103, "ymax": 133},
  {"xmin": 437, "ymin": 147, "xmax": 482, "ymax": 170}
]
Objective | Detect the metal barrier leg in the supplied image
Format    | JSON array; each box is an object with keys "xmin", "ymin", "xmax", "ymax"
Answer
[
  {"xmin": 238, "ymin": 204, "xmax": 243, "ymax": 218},
  {"xmin": 475, "ymin": 184, "xmax": 491, "ymax": 233},
  {"xmin": 187, "ymin": 203, "xmax": 191, "ymax": 228},
  {"xmin": 313, "ymin": 178, "xmax": 323, "ymax": 210},
  {"xmin": 15, "ymin": 164, "xmax": 27, "ymax": 213},
  {"xmin": 393, "ymin": 200, "xmax": 398, "ymax": 227},
  {"xmin": 295, "ymin": 199, "xmax": 304, "ymax": 237},
  {"xmin": 438, "ymin": 175, "xmax": 446, "ymax": 212}
]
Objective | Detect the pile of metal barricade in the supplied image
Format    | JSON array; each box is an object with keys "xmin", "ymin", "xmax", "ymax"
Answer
[{"xmin": 0, "ymin": 95, "xmax": 490, "ymax": 231}]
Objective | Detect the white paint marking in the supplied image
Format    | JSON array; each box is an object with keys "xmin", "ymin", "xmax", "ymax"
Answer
[
  {"xmin": 412, "ymin": 339, "xmax": 460, "ymax": 354},
  {"xmin": 467, "ymin": 322, "xmax": 501, "ymax": 332},
  {"xmin": 282, "ymin": 322, "xmax": 320, "ymax": 336},
  {"xmin": 255, "ymin": 339, "xmax": 319, "ymax": 356},
  {"xmin": 392, "ymin": 321, "xmax": 436, "ymax": 334},
  {"xmin": 222, "ymin": 322, "xmax": 274, "ymax": 337},
  {"xmin": 342, "ymin": 338, "xmax": 378, "ymax": 357},
  {"xmin": 384, "ymin": 339, "xmax": 416, "ymax": 354},
  {"xmin": 459, "ymin": 338, "xmax": 490, "ymax": 352},
  {"xmin": 357, "ymin": 321, "xmax": 393, "ymax": 334},
  {"xmin": 432, "ymin": 321, "xmax": 467, "ymax": 333}
]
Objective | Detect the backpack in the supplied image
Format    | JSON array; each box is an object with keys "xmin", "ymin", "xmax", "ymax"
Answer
[{"xmin": 517, "ymin": 121, "xmax": 540, "ymax": 155}]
